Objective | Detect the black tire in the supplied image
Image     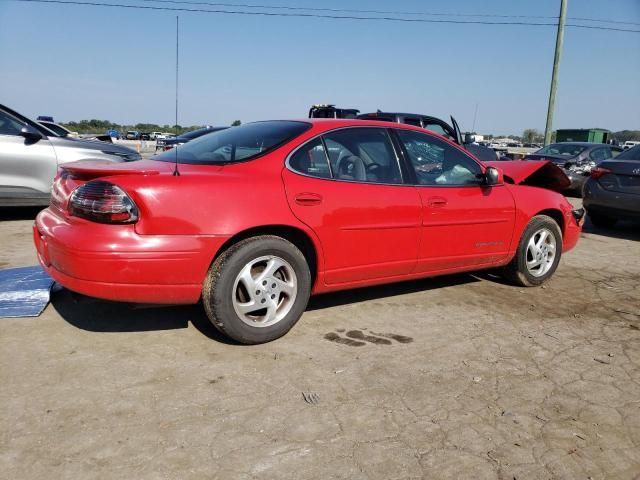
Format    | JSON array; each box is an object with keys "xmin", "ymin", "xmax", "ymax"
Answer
[
  {"xmin": 588, "ymin": 211, "xmax": 617, "ymax": 228},
  {"xmin": 202, "ymin": 235, "xmax": 311, "ymax": 344},
  {"xmin": 503, "ymin": 215, "xmax": 562, "ymax": 287}
]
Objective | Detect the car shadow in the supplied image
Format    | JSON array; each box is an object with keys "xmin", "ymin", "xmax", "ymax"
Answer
[
  {"xmin": 51, "ymin": 289, "xmax": 236, "ymax": 344},
  {"xmin": 0, "ymin": 206, "xmax": 45, "ymax": 221},
  {"xmin": 582, "ymin": 217, "xmax": 640, "ymax": 242},
  {"xmin": 51, "ymin": 274, "xmax": 484, "ymax": 342},
  {"xmin": 307, "ymin": 273, "xmax": 480, "ymax": 310}
]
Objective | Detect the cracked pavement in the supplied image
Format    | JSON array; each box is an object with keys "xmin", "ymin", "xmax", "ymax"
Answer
[{"xmin": 1, "ymin": 203, "xmax": 639, "ymax": 479}]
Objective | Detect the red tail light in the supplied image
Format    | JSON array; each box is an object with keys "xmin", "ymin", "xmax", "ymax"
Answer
[
  {"xmin": 69, "ymin": 181, "xmax": 138, "ymax": 223},
  {"xmin": 590, "ymin": 166, "xmax": 612, "ymax": 179}
]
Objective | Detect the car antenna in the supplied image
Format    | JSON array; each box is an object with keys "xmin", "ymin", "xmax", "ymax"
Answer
[{"xmin": 173, "ymin": 15, "xmax": 180, "ymax": 177}]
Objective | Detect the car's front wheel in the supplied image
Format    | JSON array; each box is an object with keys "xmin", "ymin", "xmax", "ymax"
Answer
[
  {"xmin": 503, "ymin": 215, "xmax": 562, "ymax": 287},
  {"xmin": 202, "ymin": 235, "xmax": 311, "ymax": 344}
]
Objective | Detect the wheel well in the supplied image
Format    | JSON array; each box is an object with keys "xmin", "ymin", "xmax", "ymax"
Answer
[
  {"xmin": 214, "ymin": 225, "xmax": 318, "ymax": 287},
  {"xmin": 537, "ymin": 208, "xmax": 565, "ymax": 235}
]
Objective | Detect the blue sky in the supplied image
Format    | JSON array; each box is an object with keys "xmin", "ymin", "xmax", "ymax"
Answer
[{"xmin": 1, "ymin": 0, "xmax": 638, "ymax": 134}]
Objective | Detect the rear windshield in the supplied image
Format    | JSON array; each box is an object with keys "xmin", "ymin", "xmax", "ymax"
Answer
[
  {"xmin": 536, "ymin": 143, "xmax": 587, "ymax": 157},
  {"xmin": 617, "ymin": 144, "xmax": 640, "ymax": 160},
  {"xmin": 154, "ymin": 121, "xmax": 311, "ymax": 164}
]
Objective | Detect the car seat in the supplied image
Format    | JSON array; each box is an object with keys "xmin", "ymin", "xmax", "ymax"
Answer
[{"xmin": 336, "ymin": 155, "xmax": 366, "ymax": 181}]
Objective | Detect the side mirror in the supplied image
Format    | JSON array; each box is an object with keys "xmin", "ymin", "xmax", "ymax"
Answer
[
  {"xmin": 485, "ymin": 166, "xmax": 503, "ymax": 186},
  {"xmin": 20, "ymin": 124, "xmax": 43, "ymax": 142}
]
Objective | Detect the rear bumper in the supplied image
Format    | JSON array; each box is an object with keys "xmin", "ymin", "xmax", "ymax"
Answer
[{"xmin": 34, "ymin": 208, "xmax": 229, "ymax": 304}]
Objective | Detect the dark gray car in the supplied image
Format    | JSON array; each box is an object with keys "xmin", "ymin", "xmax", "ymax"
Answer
[
  {"xmin": 525, "ymin": 142, "xmax": 623, "ymax": 194},
  {"xmin": 0, "ymin": 104, "xmax": 141, "ymax": 206},
  {"xmin": 583, "ymin": 145, "xmax": 640, "ymax": 227}
]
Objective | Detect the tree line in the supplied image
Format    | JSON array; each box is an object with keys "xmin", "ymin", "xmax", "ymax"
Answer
[{"xmin": 59, "ymin": 119, "xmax": 242, "ymax": 135}]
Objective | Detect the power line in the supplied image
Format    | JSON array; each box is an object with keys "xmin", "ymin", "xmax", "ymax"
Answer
[
  {"xmin": 12, "ymin": 0, "xmax": 640, "ymax": 33},
  {"xmin": 132, "ymin": 0, "xmax": 640, "ymax": 27}
]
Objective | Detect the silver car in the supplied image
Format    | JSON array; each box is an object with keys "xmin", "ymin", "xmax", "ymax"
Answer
[{"xmin": 0, "ymin": 104, "xmax": 141, "ymax": 206}]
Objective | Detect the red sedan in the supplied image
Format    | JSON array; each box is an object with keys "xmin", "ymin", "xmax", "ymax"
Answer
[{"xmin": 34, "ymin": 120, "xmax": 583, "ymax": 344}]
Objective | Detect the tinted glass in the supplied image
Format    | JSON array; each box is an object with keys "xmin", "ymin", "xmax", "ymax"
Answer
[
  {"xmin": 40, "ymin": 122, "xmax": 67, "ymax": 137},
  {"xmin": 289, "ymin": 138, "xmax": 332, "ymax": 179},
  {"xmin": 536, "ymin": 143, "xmax": 587, "ymax": 157},
  {"xmin": 181, "ymin": 127, "xmax": 224, "ymax": 140},
  {"xmin": 154, "ymin": 121, "xmax": 310, "ymax": 164},
  {"xmin": 616, "ymin": 144, "xmax": 640, "ymax": 160},
  {"xmin": 589, "ymin": 148, "xmax": 611, "ymax": 163},
  {"xmin": 0, "ymin": 111, "xmax": 24, "ymax": 136},
  {"xmin": 322, "ymin": 128, "xmax": 401, "ymax": 184},
  {"xmin": 397, "ymin": 129, "xmax": 482, "ymax": 186}
]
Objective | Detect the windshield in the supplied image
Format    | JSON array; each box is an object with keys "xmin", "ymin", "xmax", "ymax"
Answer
[
  {"xmin": 535, "ymin": 143, "xmax": 586, "ymax": 158},
  {"xmin": 617, "ymin": 144, "xmax": 640, "ymax": 160},
  {"xmin": 154, "ymin": 121, "xmax": 311, "ymax": 164}
]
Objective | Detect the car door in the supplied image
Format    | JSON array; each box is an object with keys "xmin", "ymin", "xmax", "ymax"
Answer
[
  {"xmin": 0, "ymin": 109, "xmax": 57, "ymax": 204},
  {"xmin": 282, "ymin": 127, "xmax": 422, "ymax": 285},
  {"xmin": 392, "ymin": 128, "xmax": 515, "ymax": 273}
]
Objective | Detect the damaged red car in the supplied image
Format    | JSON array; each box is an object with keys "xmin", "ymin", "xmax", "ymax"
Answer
[{"xmin": 34, "ymin": 120, "xmax": 584, "ymax": 344}]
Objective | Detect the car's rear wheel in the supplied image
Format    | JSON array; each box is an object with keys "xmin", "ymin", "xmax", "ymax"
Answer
[
  {"xmin": 588, "ymin": 211, "xmax": 617, "ymax": 228},
  {"xmin": 202, "ymin": 235, "xmax": 311, "ymax": 344},
  {"xmin": 503, "ymin": 215, "xmax": 562, "ymax": 287}
]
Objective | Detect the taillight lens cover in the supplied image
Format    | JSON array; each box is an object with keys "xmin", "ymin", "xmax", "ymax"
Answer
[
  {"xmin": 590, "ymin": 166, "xmax": 612, "ymax": 179},
  {"xmin": 69, "ymin": 181, "xmax": 138, "ymax": 224}
]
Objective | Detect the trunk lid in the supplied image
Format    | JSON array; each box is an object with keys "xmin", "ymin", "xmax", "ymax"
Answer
[
  {"xmin": 60, "ymin": 159, "xmax": 170, "ymax": 179},
  {"xmin": 485, "ymin": 160, "xmax": 571, "ymax": 192},
  {"xmin": 596, "ymin": 160, "xmax": 640, "ymax": 195}
]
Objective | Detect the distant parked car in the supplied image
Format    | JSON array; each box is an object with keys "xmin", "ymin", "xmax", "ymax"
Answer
[
  {"xmin": 140, "ymin": 132, "xmax": 151, "ymax": 141},
  {"xmin": 0, "ymin": 104, "xmax": 141, "ymax": 206},
  {"xmin": 106, "ymin": 129, "xmax": 121, "ymax": 139},
  {"xmin": 37, "ymin": 121, "xmax": 79, "ymax": 138},
  {"xmin": 525, "ymin": 142, "xmax": 623, "ymax": 194},
  {"xmin": 622, "ymin": 141, "xmax": 640, "ymax": 150},
  {"xmin": 125, "ymin": 131, "xmax": 140, "ymax": 140},
  {"xmin": 150, "ymin": 131, "xmax": 163, "ymax": 140},
  {"xmin": 583, "ymin": 145, "xmax": 640, "ymax": 227},
  {"xmin": 156, "ymin": 126, "xmax": 228, "ymax": 151}
]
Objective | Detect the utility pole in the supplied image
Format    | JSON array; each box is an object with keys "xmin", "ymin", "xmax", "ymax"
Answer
[{"xmin": 544, "ymin": 0, "xmax": 568, "ymax": 145}]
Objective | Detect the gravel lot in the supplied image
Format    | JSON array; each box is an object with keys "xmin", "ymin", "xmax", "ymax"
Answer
[{"xmin": 1, "ymin": 200, "xmax": 639, "ymax": 479}]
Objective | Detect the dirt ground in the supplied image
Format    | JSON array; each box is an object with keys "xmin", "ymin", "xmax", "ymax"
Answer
[{"xmin": 1, "ymin": 202, "xmax": 639, "ymax": 480}]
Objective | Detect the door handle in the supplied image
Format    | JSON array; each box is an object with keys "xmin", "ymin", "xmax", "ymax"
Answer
[
  {"xmin": 427, "ymin": 196, "xmax": 447, "ymax": 208},
  {"xmin": 294, "ymin": 193, "xmax": 323, "ymax": 206}
]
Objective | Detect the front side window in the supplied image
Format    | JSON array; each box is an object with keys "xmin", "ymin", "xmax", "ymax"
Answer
[
  {"xmin": 322, "ymin": 128, "xmax": 402, "ymax": 184},
  {"xmin": 0, "ymin": 111, "xmax": 24, "ymax": 136},
  {"xmin": 397, "ymin": 129, "xmax": 482, "ymax": 186},
  {"xmin": 288, "ymin": 138, "xmax": 331, "ymax": 179},
  {"xmin": 154, "ymin": 121, "xmax": 310, "ymax": 164},
  {"xmin": 422, "ymin": 122, "xmax": 454, "ymax": 140}
]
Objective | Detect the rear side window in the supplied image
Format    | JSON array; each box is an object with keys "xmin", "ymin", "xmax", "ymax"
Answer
[
  {"xmin": 323, "ymin": 128, "xmax": 402, "ymax": 184},
  {"xmin": 288, "ymin": 138, "xmax": 332, "ymax": 179},
  {"xmin": 589, "ymin": 148, "xmax": 611, "ymax": 163}
]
